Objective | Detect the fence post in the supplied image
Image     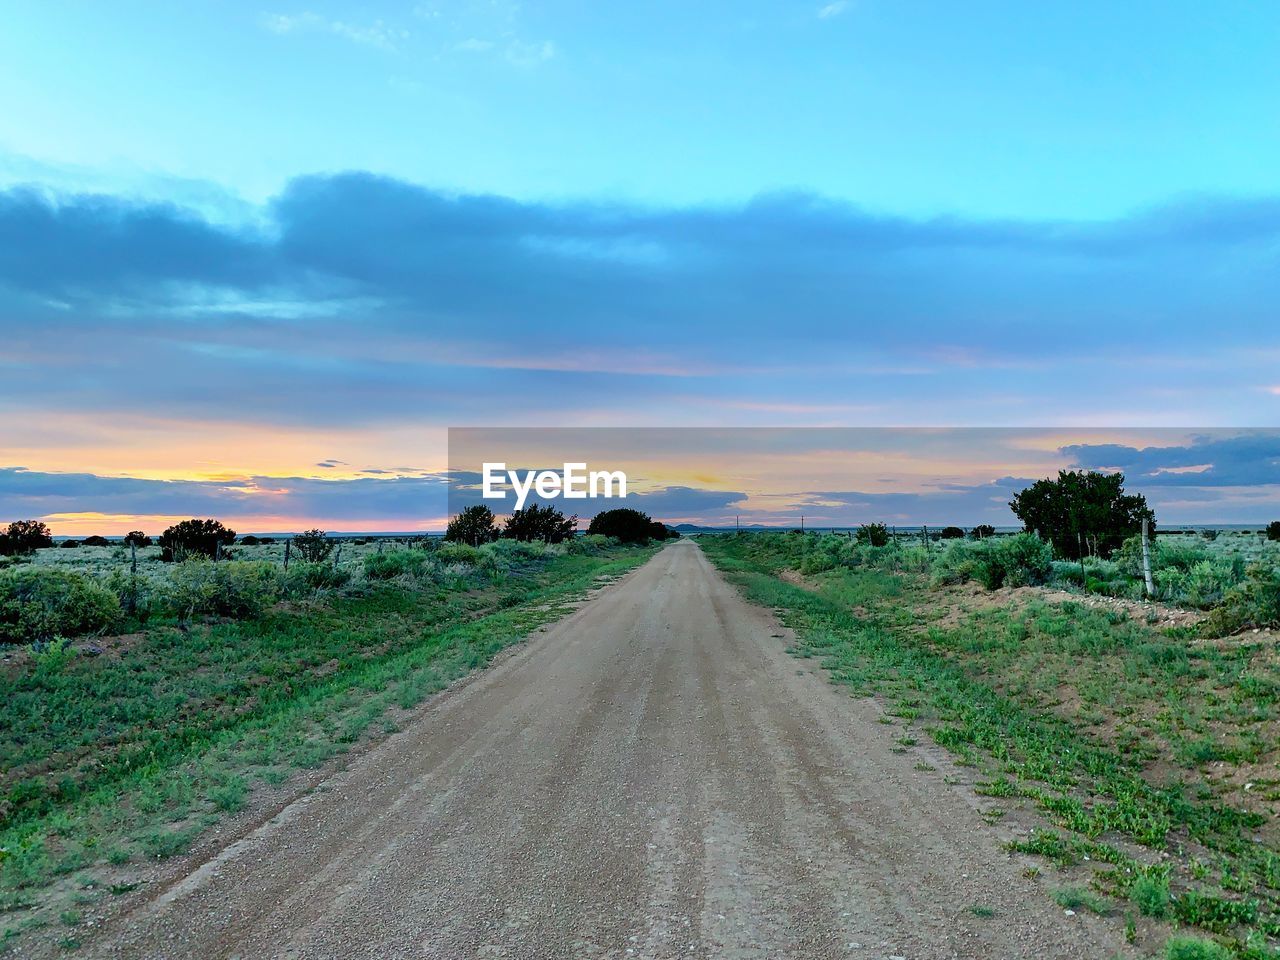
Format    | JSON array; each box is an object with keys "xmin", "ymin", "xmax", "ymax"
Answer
[
  {"xmin": 1141, "ymin": 516, "xmax": 1155, "ymax": 598},
  {"xmin": 284, "ymin": 539, "xmax": 291, "ymax": 572},
  {"xmin": 128, "ymin": 541, "xmax": 138, "ymax": 615}
]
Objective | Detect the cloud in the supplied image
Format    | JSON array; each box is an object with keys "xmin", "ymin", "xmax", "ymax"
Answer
[
  {"xmin": 817, "ymin": 1, "xmax": 849, "ymax": 19},
  {"xmin": 262, "ymin": 12, "xmax": 407, "ymax": 51},
  {"xmin": 1062, "ymin": 433, "xmax": 1280, "ymax": 487},
  {"xmin": 1, "ymin": 174, "xmax": 1279, "ymax": 434},
  {"xmin": 505, "ymin": 39, "xmax": 555, "ymax": 66}
]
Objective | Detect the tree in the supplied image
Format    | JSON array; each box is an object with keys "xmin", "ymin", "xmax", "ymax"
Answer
[
  {"xmin": 1, "ymin": 520, "xmax": 53, "ymax": 555},
  {"xmin": 445, "ymin": 505, "xmax": 499, "ymax": 545},
  {"xmin": 123, "ymin": 531, "xmax": 152, "ymax": 548},
  {"xmin": 1267, "ymin": 521, "xmax": 1280, "ymax": 542},
  {"xmin": 1009, "ymin": 470, "xmax": 1153, "ymax": 561},
  {"xmin": 293, "ymin": 529, "xmax": 334, "ymax": 563},
  {"xmin": 82, "ymin": 535, "xmax": 110, "ymax": 547},
  {"xmin": 158, "ymin": 519, "xmax": 236, "ymax": 562},
  {"xmin": 855, "ymin": 522, "xmax": 890, "ymax": 547},
  {"xmin": 60, "ymin": 539, "xmax": 80, "ymax": 549},
  {"xmin": 940, "ymin": 526, "xmax": 965, "ymax": 539},
  {"xmin": 503, "ymin": 504, "xmax": 577, "ymax": 543},
  {"xmin": 587, "ymin": 508, "xmax": 672, "ymax": 543},
  {"xmin": 971, "ymin": 524, "xmax": 996, "ymax": 540}
]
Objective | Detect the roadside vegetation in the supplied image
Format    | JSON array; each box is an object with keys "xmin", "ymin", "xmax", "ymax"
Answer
[
  {"xmin": 0, "ymin": 515, "xmax": 659, "ymax": 948},
  {"xmin": 702, "ymin": 525, "xmax": 1280, "ymax": 958}
]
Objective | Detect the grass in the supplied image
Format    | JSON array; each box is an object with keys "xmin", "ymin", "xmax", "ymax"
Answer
[
  {"xmin": 0, "ymin": 540, "xmax": 655, "ymax": 945},
  {"xmin": 701, "ymin": 532, "xmax": 1280, "ymax": 958}
]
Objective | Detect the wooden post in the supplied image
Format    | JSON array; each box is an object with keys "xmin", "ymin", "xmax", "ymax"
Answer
[
  {"xmin": 214, "ymin": 541, "xmax": 221, "ymax": 563},
  {"xmin": 1141, "ymin": 516, "xmax": 1155, "ymax": 598},
  {"xmin": 922, "ymin": 524, "xmax": 930, "ymax": 552},
  {"xmin": 333, "ymin": 543, "xmax": 343, "ymax": 567},
  {"xmin": 128, "ymin": 541, "xmax": 138, "ymax": 615},
  {"xmin": 284, "ymin": 539, "xmax": 291, "ymax": 572}
]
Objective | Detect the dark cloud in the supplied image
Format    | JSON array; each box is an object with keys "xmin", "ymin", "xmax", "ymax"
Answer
[
  {"xmin": 1063, "ymin": 434, "xmax": 1280, "ymax": 486},
  {"xmin": 0, "ymin": 467, "xmax": 449, "ymax": 525},
  {"xmin": 2, "ymin": 174, "xmax": 1279, "ymax": 437}
]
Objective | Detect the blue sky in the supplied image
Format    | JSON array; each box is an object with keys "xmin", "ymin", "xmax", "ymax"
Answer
[{"xmin": 0, "ymin": 1, "xmax": 1278, "ymax": 531}]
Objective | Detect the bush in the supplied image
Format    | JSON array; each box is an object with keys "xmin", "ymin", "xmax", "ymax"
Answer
[
  {"xmin": 940, "ymin": 526, "xmax": 965, "ymax": 540},
  {"xmin": 1209, "ymin": 565, "xmax": 1280, "ymax": 634},
  {"xmin": 81, "ymin": 535, "xmax": 110, "ymax": 547},
  {"xmin": 161, "ymin": 560, "xmax": 280, "ymax": 620},
  {"xmin": 0, "ymin": 568, "xmax": 120, "ymax": 643},
  {"xmin": 503, "ymin": 504, "xmax": 576, "ymax": 543},
  {"xmin": 239, "ymin": 535, "xmax": 262, "ymax": 546},
  {"xmin": 287, "ymin": 561, "xmax": 352, "ymax": 592},
  {"xmin": 1, "ymin": 520, "xmax": 53, "ymax": 555},
  {"xmin": 1164, "ymin": 936, "xmax": 1231, "ymax": 960},
  {"xmin": 292, "ymin": 529, "xmax": 333, "ymax": 563},
  {"xmin": 587, "ymin": 508, "xmax": 671, "ymax": 543},
  {"xmin": 856, "ymin": 523, "xmax": 890, "ymax": 547},
  {"xmin": 123, "ymin": 531, "xmax": 152, "ymax": 548},
  {"xmin": 1267, "ymin": 521, "xmax": 1280, "ymax": 542},
  {"xmin": 934, "ymin": 534, "xmax": 1052, "ymax": 591},
  {"xmin": 59, "ymin": 539, "xmax": 80, "ymax": 549},
  {"xmin": 971, "ymin": 524, "xmax": 996, "ymax": 540},
  {"xmin": 436, "ymin": 543, "xmax": 483, "ymax": 565},
  {"xmin": 445, "ymin": 505, "xmax": 499, "ymax": 545},
  {"xmin": 158, "ymin": 519, "xmax": 236, "ymax": 562},
  {"xmin": 363, "ymin": 550, "xmax": 430, "ymax": 581},
  {"xmin": 1130, "ymin": 872, "xmax": 1170, "ymax": 918},
  {"xmin": 996, "ymin": 533, "xmax": 1054, "ymax": 587}
]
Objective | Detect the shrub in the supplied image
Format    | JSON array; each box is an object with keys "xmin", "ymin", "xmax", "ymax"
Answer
[
  {"xmin": 363, "ymin": 550, "xmax": 430, "ymax": 580},
  {"xmin": 123, "ymin": 531, "xmax": 152, "ymax": 548},
  {"xmin": 0, "ymin": 568, "xmax": 120, "ymax": 643},
  {"xmin": 81, "ymin": 535, "xmax": 110, "ymax": 547},
  {"xmin": 292, "ymin": 529, "xmax": 334, "ymax": 563},
  {"xmin": 1, "ymin": 520, "xmax": 53, "ymax": 555},
  {"xmin": 287, "ymin": 561, "xmax": 352, "ymax": 592},
  {"xmin": 936, "ymin": 534, "xmax": 1052, "ymax": 590},
  {"xmin": 1164, "ymin": 936, "xmax": 1230, "ymax": 960},
  {"xmin": 996, "ymin": 533, "xmax": 1054, "ymax": 588},
  {"xmin": 239, "ymin": 535, "xmax": 261, "ymax": 546},
  {"xmin": 971, "ymin": 524, "xmax": 996, "ymax": 540},
  {"xmin": 855, "ymin": 523, "xmax": 890, "ymax": 547},
  {"xmin": 1267, "ymin": 521, "xmax": 1280, "ymax": 542},
  {"xmin": 1209, "ymin": 565, "xmax": 1280, "ymax": 634},
  {"xmin": 161, "ymin": 560, "xmax": 280, "ymax": 620},
  {"xmin": 1130, "ymin": 872, "xmax": 1170, "ymax": 918},
  {"xmin": 587, "ymin": 508, "xmax": 670, "ymax": 543},
  {"xmin": 445, "ymin": 505, "xmax": 499, "ymax": 545},
  {"xmin": 940, "ymin": 526, "xmax": 965, "ymax": 540},
  {"xmin": 437, "ymin": 543, "xmax": 483, "ymax": 565},
  {"xmin": 59, "ymin": 539, "xmax": 80, "ymax": 549},
  {"xmin": 158, "ymin": 519, "xmax": 236, "ymax": 562},
  {"xmin": 503, "ymin": 504, "xmax": 576, "ymax": 543}
]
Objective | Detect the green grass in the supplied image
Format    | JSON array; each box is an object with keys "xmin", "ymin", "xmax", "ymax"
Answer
[
  {"xmin": 0, "ymin": 541, "xmax": 655, "ymax": 941},
  {"xmin": 701, "ymin": 532, "xmax": 1280, "ymax": 958},
  {"xmin": 1051, "ymin": 885, "xmax": 1112, "ymax": 915}
]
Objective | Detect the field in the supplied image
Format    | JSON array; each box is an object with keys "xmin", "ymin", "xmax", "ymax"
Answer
[
  {"xmin": 0, "ymin": 536, "xmax": 655, "ymax": 949},
  {"xmin": 701, "ymin": 530, "xmax": 1280, "ymax": 958}
]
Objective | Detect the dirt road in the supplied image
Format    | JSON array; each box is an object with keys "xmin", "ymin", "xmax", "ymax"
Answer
[{"xmin": 97, "ymin": 540, "xmax": 1122, "ymax": 959}]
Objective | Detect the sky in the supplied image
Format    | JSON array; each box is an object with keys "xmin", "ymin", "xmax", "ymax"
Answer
[{"xmin": 0, "ymin": 1, "xmax": 1278, "ymax": 532}]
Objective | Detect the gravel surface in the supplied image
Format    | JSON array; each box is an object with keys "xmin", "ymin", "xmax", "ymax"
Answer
[{"xmin": 92, "ymin": 540, "xmax": 1124, "ymax": 959}]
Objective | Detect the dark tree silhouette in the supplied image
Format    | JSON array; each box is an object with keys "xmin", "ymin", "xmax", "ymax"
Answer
[
  {"xmin": 158, "ymin": 519, "xmax": 237, "ymax": 562},
  {"xmin": 445, "ymin": 505, "xmax": 499, "ymax": 545},
  {"xmin": 1010, "ymin": 471, "xmax": 1153, "ymax": 560},
  {"xmin": 503, "ymin": 504, "xmax": 576, "ymax": 543}
]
